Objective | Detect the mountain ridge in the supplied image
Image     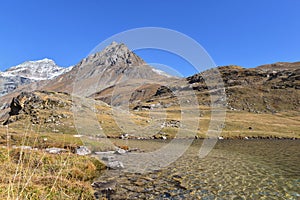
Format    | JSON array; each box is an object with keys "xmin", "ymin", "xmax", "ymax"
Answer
[
  {"xmin": 0, "ymin": 42, "xmax": 299, "ymax": 140},
  {"xmin": 0, "ymin": 42, "xmax": 299, "ymax": 114}
]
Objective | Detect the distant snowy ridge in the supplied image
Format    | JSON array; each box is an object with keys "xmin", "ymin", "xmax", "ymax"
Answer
[
  {"xmin": 0, "ymin": 58, "xmax": 73, "ymax": 97},
  {"xmin": 1, "ymin": 58, "xmax": 73, "ymax": 80},
  {"xmin": 152, "ymin": 68, "xmax": 172, "ymax": 78}
]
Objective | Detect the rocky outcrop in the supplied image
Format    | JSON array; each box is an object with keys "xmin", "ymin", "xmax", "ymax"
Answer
[
  {"xmin": 187, "ymin": 65, "xmax": 300, "ymax": 89},
  {"xmin": 9, "ymin": 97, "xmax": 23, "ymax": 115},
  {"xmin": 3, "ymin": 91, "xmax": 72, "ymax": 125},
  {"xmin": 154, "ymin": 86, "xmax": 174, "ymax": 97}
]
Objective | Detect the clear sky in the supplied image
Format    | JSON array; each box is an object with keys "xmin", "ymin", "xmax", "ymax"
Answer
[{"xmin": 0, "ymin": 0, "xmax": 299, "ymax": 76}]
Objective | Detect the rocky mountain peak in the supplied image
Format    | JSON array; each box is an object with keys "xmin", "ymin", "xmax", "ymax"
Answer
[
  {"xmin": 81, "ymin": 42, "xmax": 145, "ymax": 68},
  {"xmin": 43, "ymin": 42, "xmax": 175, "ymax": 99},
  {"xmin": 103, "ymin": 41, "xmax": 124, "ymax": 52}
]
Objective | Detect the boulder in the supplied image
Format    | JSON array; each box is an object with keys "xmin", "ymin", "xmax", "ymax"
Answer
[
  {"xmin": 76, "ymin": 146, "xmax": 91, "ymax": 155},
  {"xmin": 114, "ymin": 148, "xmax": 127, "ymax": 155},
  {"xmin": 9, "ymin": 97, "xmax": 22, "ymax": 115},
  {"xmin": 45, "ymin": 147, "xmax": 66, "ymax": 154},
  {"xmin": 13, "ymin": 145, "xmax": 32, "ymax": 150},
  {"xmin": 107, "ymin": 161, "xmax": 124, "ymax": 170}
]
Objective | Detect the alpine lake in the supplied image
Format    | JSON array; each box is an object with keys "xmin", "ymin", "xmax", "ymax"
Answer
[{"xmin": 92, "ymin": 139, "xmax": 300, "ymax": 199}]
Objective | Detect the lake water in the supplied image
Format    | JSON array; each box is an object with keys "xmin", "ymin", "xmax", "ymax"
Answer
[{"xmin": 94, "ymin": 139, "xmax": 300, "ymax": 199}]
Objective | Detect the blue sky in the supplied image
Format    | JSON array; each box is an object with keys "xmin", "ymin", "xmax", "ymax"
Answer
[{"xmin": 0, "ymin": 0, "xmax": 299, "ymax": 76}]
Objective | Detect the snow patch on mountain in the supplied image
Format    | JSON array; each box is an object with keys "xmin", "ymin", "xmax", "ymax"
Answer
[{"xmin": 152, "ymin": 68, "xmax": 172, "ymax": 78}]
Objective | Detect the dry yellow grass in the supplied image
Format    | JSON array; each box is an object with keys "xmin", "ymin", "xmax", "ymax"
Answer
[
  {"xmin": 221, "ymin": 110, "xmax": 300, "ymax": 138},
  {"xmin": 0, "ymin": 125, "xmax": 105, "ymax": 200},
  {"xmin": 133, "ymin": 104, "xmax": 300, "ymax": 139}
]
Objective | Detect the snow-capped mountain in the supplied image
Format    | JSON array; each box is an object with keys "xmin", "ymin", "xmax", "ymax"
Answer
[
  {"xmin": 0, "ymin": 58, "xmax": 73, "ymax": 97},
  {"xmin": 1, "ymin": 58, "xmax": 72, "ymax": 80}
]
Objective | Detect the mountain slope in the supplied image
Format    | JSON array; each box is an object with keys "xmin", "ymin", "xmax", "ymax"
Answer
[
  {"xmin": 186, "ymin": 64, "xmax": 299, "ymax": 112},
  {"xmin": 126, "ymin": 63, "xmax": 299, "ymax": 114}
]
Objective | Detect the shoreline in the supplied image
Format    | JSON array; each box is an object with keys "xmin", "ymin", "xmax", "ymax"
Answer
[{"xmin": 103, "ymin": 135, "xmax": 299, "ymax": 141}]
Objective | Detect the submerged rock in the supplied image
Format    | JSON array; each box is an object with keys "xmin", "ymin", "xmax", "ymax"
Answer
[
  {"xmin": 101, "ymin": 155, "xmax": 116, "ymax": 162},
  {"xmin": 92, "ymin": 180, "xmax": 117, "ymax": 199},
  {"xmin": 92, "ymin": 180, "xmax": 116, "ymax": 190}
]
